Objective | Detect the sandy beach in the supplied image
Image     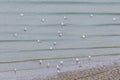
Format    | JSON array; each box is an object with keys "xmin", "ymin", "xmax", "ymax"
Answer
[
  {"xmin": 47, "ymin": 64, "xmax": 120, "ymax": 80},
  {"xmin": 0, "ymin": 55, "xmax": 120, "ymax": 80}
]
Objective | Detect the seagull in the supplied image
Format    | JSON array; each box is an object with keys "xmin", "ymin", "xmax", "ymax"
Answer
[
  {"xmin": 14, "ymin": 68, "xmax": 17, "ymax": 74},
  {"xmin": 57, "ymin": 30, "xmax": 63, "ymax": 37},
  {"xmin": 57, "ymin": 70, "xmax": 60, "ymax": 73},
  {"xmin": 24, "ymin": 27, "xmax": 27, "ymax": 32},
  {"xmin": 50, "ymin": 47, "xmax": 53, "ymax": 51},
  {"xmin": 78, "ymin": 61, "xmax": 82, "ymax": 67},
  {"xmin": 88, "ymin": 56, "xmax": 91, "ymax": 60},
  {"xmin": 37, "ymin": 40, "xmax": 41, "ymax": 43},
  {"xmin": 20, "ymin": 13, "xmax": 24, "ymax": 16},
  {"xmin": 47, "ymin": 63, "xmax": 50, "ymax": 68},
  {"xmin": 39, "ymin": 60, "xmax": 42, "ymax": 65},
  {"xmin": 57, "ymin": 65, "xmax": 60, "ymax": 70},
  {"xmin": 61, "ymin": 22, "xmax": 65, "ymax": 26},
  {"xmin": 53, "ymin": 42, "xmax": 57, "ymax": 46},
  {"xmin": 59, "ymin": 33, "xmax": 63, "ymax": 37},
  {"xmin": 57, "ymin": 30, "xmax": 62, "ymax": 34},
  {"xmin": 60, "ymin": 61, "xmax": 63, "ymax": 65},
  {"xmin": 13, "ymin": 33, "xmax": 18, "ymax": 37},
  {"xmin": 90, "ymin": 14, "xmax": 93, "ymax": 17},
  {"xmin": 75, "ymin": 58, "xmax": 79, "ymax": 64},
  {"xmin": 82, "ymin": 35, "xmax": 86, "ymax": 39},
  {"xmin": 63, "ymin": 16, "xmax": 67, "ymax": 20},
  {"xmin": 112, "ymin": 18, "xmax": 117, "ymax": 21},
  {"xmin": 41, "ymin": 18, "xmax": 45, "ymax": 22}
]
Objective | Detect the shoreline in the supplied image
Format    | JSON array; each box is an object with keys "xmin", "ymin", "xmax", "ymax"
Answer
[
  {"xmin": 0, "ymin": 53, "xmax": 120, "ymax": 63},
  {"xmin": 0, "ymin": 55, "xmax": 120, "ymax": 80}
]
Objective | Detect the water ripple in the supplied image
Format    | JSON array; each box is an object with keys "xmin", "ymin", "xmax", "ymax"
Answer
[
  {"xmin": 0, "ymin": 23, "xmax": 120, "ymax": 27},
  {"xmin": 0, "ymin": 1, "xmax": 120, "ymax": 5},
  {"xmin": 0, "ymin": 12, "xmax": 120, "ymax": 16}
]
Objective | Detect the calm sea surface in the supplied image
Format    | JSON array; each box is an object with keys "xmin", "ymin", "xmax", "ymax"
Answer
[{"xmin": 0, "ymin": 0, "xmax": 120, "ymax": 62}]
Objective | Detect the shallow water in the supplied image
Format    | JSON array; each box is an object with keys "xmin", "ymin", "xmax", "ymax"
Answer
[{"xmin": 0, "ymin": 0, "xmax": 120, "ymax": 62}]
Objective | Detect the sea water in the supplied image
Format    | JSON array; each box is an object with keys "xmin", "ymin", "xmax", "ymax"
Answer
[{"xmin": 0, "ymin": 0, "xmax": 120, "ymax": 62}]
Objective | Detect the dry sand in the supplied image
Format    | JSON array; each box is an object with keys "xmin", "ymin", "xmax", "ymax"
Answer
[{"xmin": 46, "ymin": 64, "xmax": 120, "ymax": 80}]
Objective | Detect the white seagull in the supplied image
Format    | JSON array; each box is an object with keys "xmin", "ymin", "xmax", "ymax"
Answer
[
  {"xmin": 14, "ymin": 68, "xmax": 17, "ymax": 74},
  {"xmin": 82, "ymin": 35, "xmax": 86, "ymax": 39},
  {"xmin": 47, "ymin": 63, "xmax": 50, "ymax": 68},
  {"xmin": 53, "ymin": 42, "xmax": 57, "ymax": 46},
  {"xmin": 75, "ymin": 58, "xmax": 79, "ymax": 64},
  {"xmin": 13, "ymin": 33, "xmax": 18, "ymax": 37},
  {"xmin": 20, "ymin": 13, "xmax": 24, "ymax": 17},
  {"xmin": 63, "ymin": 16, "xmax": 67, "ymax": 20},
  {"xmin": 37, "ymin": 40, "xmax": 41, "ymax": 43},
  {"xmin": 112, "ymin": 18, "xmax": 117, "ymax": 21},
  {"xmin": 50, "ymin": 47, "xmax": 53, "ymax": 51},
  {"xmin": 60, "ymin": 61, "xmax": 63, "ymax": 65},
  {"xmin": 57, "ymin": 65, "xmax": 60, "ymax": 70},
  {"xmin": 39, "ymin": 60, "xmax": 42, "ymax": 65},
  {"xmin": 88, "ymin": 56, "xmax": 91, "ymax": 60},
  {"xmin": 24, "ymin": 27, "xmax": 27, "ymax": 32},
  {"xmin": 41, "ymin": 18, "xmax": 45, "ymax": 22},
  {"xmin": 59, "ymin": 33, "xmax": 63, "ymax": 37},
  {"xmin": 61, "ymin": 22, "xmax": 65, "ymax": 26},
  {"xmin": 90, "ymin": 14, "xmax": 93, "ymax": 17},
  {"xmin": 57, "ymin": 30, "xmax": 62, "ymax": 34}
]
